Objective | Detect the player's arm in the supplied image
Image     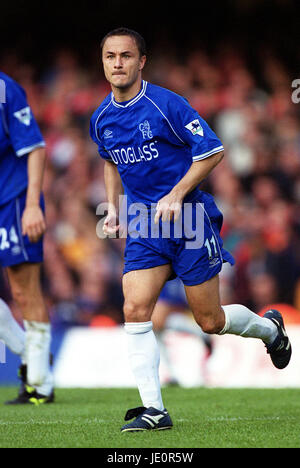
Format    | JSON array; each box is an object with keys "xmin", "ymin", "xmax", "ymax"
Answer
[
  {"xmin": 103, "ymin": 160, "xmax": 124, "ymax": 235},
  {"xmin": 22, "ymin": 147, "xmax": 47, "ymax": 242},
  {"xmin": 155, "ymin": 151, "xmax": 224, "ymax": 223}
]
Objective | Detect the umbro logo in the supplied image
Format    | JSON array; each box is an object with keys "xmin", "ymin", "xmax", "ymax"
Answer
[
  {"xmin": 104, "ymin": 129, "xmax": 113, "ymax": 139},
  {"xmin": 209, "ymin": 258, "xmax": 220, "ymax": 268},
  {"xmin": 13, "ymin": 106, "xmax": 32, "ymax": 126}
]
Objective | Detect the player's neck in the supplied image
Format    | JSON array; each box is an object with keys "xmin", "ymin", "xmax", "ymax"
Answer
[{"xmin": 111, "ymin": 78, "xmax": 143, "ymax": 103}]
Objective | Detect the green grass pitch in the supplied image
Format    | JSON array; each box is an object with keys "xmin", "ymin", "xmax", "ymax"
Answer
[{"xmin": 0, "ymin": 387, "xmax": 299, "ymax": 448}]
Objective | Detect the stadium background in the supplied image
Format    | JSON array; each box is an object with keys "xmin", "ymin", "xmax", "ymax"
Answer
[{"xmin": 0, "ymin": 0, "xmax": 300, "ymax": 386}]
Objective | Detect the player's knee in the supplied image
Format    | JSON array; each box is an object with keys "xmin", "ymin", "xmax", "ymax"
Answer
[
  {"xmin": 123, "ymin": 300, "xmax": 152, "ymax": 323},
  {"xmin": 195, "ymin": 314, "xmax": 224, "ymax": 335}
]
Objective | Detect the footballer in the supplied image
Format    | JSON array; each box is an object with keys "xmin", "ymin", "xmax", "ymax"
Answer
[
  {"xmin": 0, "ymin": 72, "xmax": 54, "ymax": 405},
  {"xmin": 90, "ymin": 28, "xmax": 292, "ymax": 432}
]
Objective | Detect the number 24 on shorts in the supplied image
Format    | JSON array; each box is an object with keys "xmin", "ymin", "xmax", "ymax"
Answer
[{"xmin": 0, "ymin": 226, "xmax": 19, "ymax": 250}]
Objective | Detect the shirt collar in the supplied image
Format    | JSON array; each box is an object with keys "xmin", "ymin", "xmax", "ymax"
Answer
[{"xmin": 112, "ymin": 80, "xmax": 147, "ymax": 108}]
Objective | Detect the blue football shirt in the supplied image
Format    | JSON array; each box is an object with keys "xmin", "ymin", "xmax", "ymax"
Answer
[
  {"xmin": 90, "ymin": 80, "xmax": 224, "ymax": 206},
  {"xmin": 0, "ymin": 72, "xmax": 45, "ymax": 205}
]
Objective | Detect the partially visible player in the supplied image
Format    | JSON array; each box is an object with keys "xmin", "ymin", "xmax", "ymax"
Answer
[
  {"xmin": 152, "ymin": 277, "xmax": 213, "ymax": 385},
  {"xmin": 0, "ymin": 71, "xmax": 54, "ymax": 404}
]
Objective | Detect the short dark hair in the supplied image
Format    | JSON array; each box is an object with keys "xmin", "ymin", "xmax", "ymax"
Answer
[{"xmin": 100, "ymin": 27, "xmax": 147, "ymax": 57}]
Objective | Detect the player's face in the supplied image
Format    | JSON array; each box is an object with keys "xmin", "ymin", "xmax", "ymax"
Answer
[{"xmin": 102, "ymin": 35, "xmax": 146, "ymax": 90}]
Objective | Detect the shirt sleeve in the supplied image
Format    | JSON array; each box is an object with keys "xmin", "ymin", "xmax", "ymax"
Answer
[
  {"xmin": 167, "ymin": 95, "xmax": 224, "ymax": 162},
  {"xmin": 4, "ymin": 79, "xmax": 45, "ymax": 157},
  {"xmin": 89, "ymin": 114, "xmax": 113, "ymax": 162}
]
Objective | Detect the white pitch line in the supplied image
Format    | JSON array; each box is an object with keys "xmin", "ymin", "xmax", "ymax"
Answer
[
  {"xmin": 0, "ymin": 418, "xmax": 105, "ymax": 426},
  {"xmin": 177, "ymin": 416, "xmax": 296, "ymax": 422},
  {"xmin": 0, "ymin": 416, "xmax": 296, "ymax": 426}
]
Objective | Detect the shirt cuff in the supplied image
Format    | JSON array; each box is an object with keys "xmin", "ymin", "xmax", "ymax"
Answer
[
  {"xmin": 16, "ymin": 141, "xmax": 46, "ymax": 157},
  {"xmin": 192, "ymin": 145, "xmax": 224, "ymax": 162}
]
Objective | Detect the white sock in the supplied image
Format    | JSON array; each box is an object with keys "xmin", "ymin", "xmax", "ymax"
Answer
[
  {"xmin": 124, "ymin": 321, "xmax": 164, "ymax": 411},
  {"xmin": 35, "ymin": 369, "xmax": 54, "ymax": 397},
  {"xmin": 220, "ymin": 304, "xmax": 278, "ymax": 344},
  {"xmin": 0, "ymin": 298, "xmax": 26, "ymax": 361},
  {"xmin": 24, "ymin": 320, "xmax": 52, "ymax": 391}
]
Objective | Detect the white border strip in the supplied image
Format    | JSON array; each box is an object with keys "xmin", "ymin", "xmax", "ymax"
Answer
[
  {"xmin": 193, "ymin": 146, "xmax": 224, "ymax": 162},
  {"xmin": 16, "ymin": 142, "xmax": 45, "ymax": 157}
]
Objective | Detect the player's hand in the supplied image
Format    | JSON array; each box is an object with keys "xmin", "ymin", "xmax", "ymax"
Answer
[
  {"xmin": 103, "ymin": 212, "xmax": 120, "ymax": 236},
  {"xmin": 22, "ymin": 205, "xmax": 46, "ymax": 243},
  {"xmin": 154, "ymin": 191, "xmax": 183, "ymax": 224}
]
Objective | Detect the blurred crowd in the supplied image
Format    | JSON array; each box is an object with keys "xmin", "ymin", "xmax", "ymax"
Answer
[{"xmin": 1, "ymin": 43, "xmax": 300, "ymax": 328}]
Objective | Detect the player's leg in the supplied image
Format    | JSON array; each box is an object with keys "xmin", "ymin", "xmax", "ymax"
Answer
[
  {"xmin": 176, "ymin": 192, "xmax": 291, "ymax": 369},
  {"xmin": 0, "ymin": 198, "xmax": 29, "ymax": 394},
  {"xmin": 0, "ymin": 297, "xmax": 26, "ymax": 360},
  {"xmin": 0, "ymin": 297, "xmax": 31, "ymax": 404},
  {"xmin": 184, "ymin": 274, "xmax": 291, "ymax": 368},
  {"xmin": 184, "ymin": 274, "xmax": 276, "ymax": 337},
  {"xmin": 154, "ymin": 277, "xmax": 213, "ymax": 353},
  {"xmin": 121, "ymin": 264, "xmax": 174, "ymax": 432},
  {"xmin": 6, "ymin": 263, "xmax": 54, "ymax": 399},
  {"xmin": 152, "ymin": 288, "xmax": 212, "ymax": 385},
  {"xmin": 151, "ymin": 300, "xmax": 173, "ymax": 331}
]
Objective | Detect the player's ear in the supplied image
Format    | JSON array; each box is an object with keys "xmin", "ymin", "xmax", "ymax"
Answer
[{"xmin": 139, "ymin": 55, "xmax": 146, "ymax": 71}]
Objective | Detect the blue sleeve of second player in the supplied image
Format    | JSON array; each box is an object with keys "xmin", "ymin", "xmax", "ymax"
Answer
[{"xmin": 5, "ymin": 79, "xmax": 45, "ymax": 157}]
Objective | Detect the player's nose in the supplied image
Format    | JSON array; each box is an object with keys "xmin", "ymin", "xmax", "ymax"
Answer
[{"xmin": 114, "ymin": 56, "xmax": 123, "ymax": 68}]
